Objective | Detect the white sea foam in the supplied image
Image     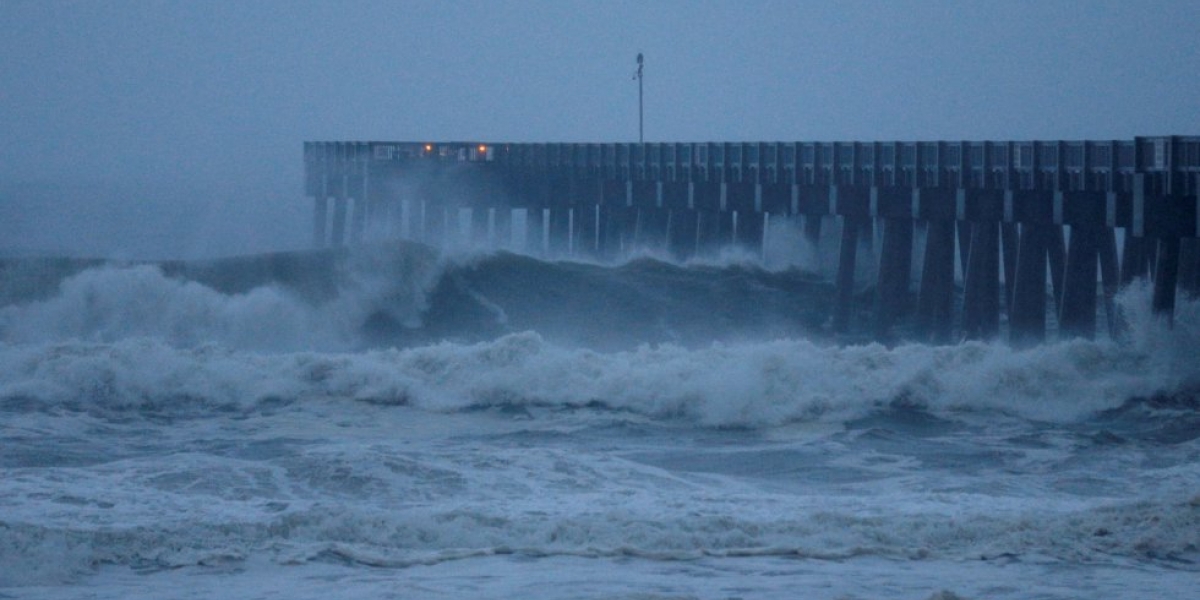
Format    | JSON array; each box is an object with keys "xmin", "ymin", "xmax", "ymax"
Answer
[
  {"xmin": 2, "ymin": 267, "xmax": 1197, "ymax": 425},
  {"xmin": 0, "ymin": 250, "xmax": 451, "ymax": 352},
  {"xmin": 2, "ymin": 439, "xmax": 1197, "ymax": 587},
  {"xmin": 0, "ymin": 265, "xmax": 347, "ymax": 350},
  {"xmin": 2, "ymin": 298, "xmax": 1196, "ymax": 426}
]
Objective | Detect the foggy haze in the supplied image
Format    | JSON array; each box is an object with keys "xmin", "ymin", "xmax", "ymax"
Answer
[{"xmin": 2, "ymin": 0, "xmax": 1197, "ymax": 259}]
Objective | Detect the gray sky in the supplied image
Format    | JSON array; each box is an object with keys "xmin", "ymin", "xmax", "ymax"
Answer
[{"xmin": 2, "ymin": 0, "xmax": 1198, "ymax": 258}]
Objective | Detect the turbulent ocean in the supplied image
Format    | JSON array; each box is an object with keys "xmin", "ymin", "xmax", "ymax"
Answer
[{"xmin": 1, "ymin": 240, "xmax": 1198, "ymax": 599}]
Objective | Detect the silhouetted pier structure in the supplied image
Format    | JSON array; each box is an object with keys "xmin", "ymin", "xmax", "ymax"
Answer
[{"xmin": 304, "ymin": 137, "xmax": 1200, "ymax": 344}]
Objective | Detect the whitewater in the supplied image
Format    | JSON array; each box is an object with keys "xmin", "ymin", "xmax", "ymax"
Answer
[{"xmin": 2, "ymin": 241, "xmax": 1198, "ymax": 599}]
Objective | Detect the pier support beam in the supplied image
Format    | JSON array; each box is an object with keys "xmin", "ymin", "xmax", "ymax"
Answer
[
  {"xmin": 423, "ymin": 204, "xmax": 447, "ymax": 246},
  {"xmin": 637, "ymin": 207, "xmax": 670, "ymax": 250},
  {"xmin": 716, "ymin": 210, "xmax": 736, "ymax": 248},
  {"xmin": 804, "ymin": 216, "xmax": 824, "ymax": 263},
  {"xmin": 601, "ymin": 203, "xmax": 639, "ymax": 257},
  {"xmin": 694, "ymin": 209, "xmax": 723, "ymax": 254},
  {"xmin": 330, "ymin": 196, "xmax": 349, "ymax": 247},
  {"xmin": 470, "ymin": 207, "xmax": 489, "ymax": 245},
  {"xmin": 525, "ymin": 208, "xmax": 546, "ymax": 255},
  {"xmin": 387, "ymin": 197, "xmax": 404, "ymax": 240},
  {"xmin": 916, "ymin": 219, "xmax": 956, "ymax": 343},
  {"xmin": 667, "ymin": 209, "xmax": 698, "ymax": 260},
  {"xmin": 1098, "ymin": 228, "xmax": 1121, "ymax": 337},
  {"xmin": 349, "ymin": 199, "xmax": 365, "ymax": 244},
  {"xmin": 1001, "ymin": 223, "xmax": 1019, "ymax": 315},
  {"xmin": 573, "ymin": 204, "xmax": 599, "ymax": 257},
  {"xmin": 1047, "ymin": 226, "xmax": 1067, "ymax": 314},
  {"xmin": 735, "ymin": 211, "xmax": 765, "ymax": 257},
  {"xmin": 1010, "ymin": 223, "xmax": 1049, "ymax": 346},
  {"xmin": 962, "ymin": 222, "xmax": 1000, "ymax": 340},
  {"xmin": 596, "ymin": 204, "xmax": 615, "ymax": 259},
  {"xmin": 411, "ymin": 196, "xmax": 429, "ymax": 243},
  {"xmin": 874, "ymin": 217, "xmax": 913, "ymax": 339},
  {"xmin": 798, "ymin": 182, "xmax": 827, "ymax": 262},
  {"xmin": 858, "ymin": 219, "xmax": 876, "ymax": 275},
  {"xmin": 312, "ymin": 196, "xmax": 328, "ymax": 248},
  {"xmin": 1153, "ymin": 236, "xmax": 1180, "ymax": 323},
  {"xmin": 493, "ymin": 207, "xmax": 512, "ymax": 248},
  {"xmin": 662, "ymin": 182, "xmax": 694, "ymax": 260},
  {"xmin": 956, "ymin": 219, "xmax": 972, "ymax": 283},
  {"xmin": 597, "ymin": 180, "xmax": 626, "ymax": 258},
  {"xmin": 691, "ymin": 182, "xmax": 722, "ymax": 255},
  {"xmin": 349, "ymin": 164, "xmax": 367, "ymax": 236},
  {"xmin": 831, "ymin": 185, "xmax": 872, "ymax": 335},
  {"xmin": 1059, "ymin": 223, "xmax": 1100, "ymax": 339},
  {"xmin": 619, "ymin": 206, "xmax": 640, "ymax": 253},
  {"xmin": 1121, "ymin": 232, "xmax": 1152, "ymax": 285},
  {"xmin": 833, "ymin": 216, "xmax": 864, "ymax": 333},
  {"xmin": 1179, "ymin": 237, "xmax": 1200, "ymax": 298},
  {"xmin": 548, "ymin": 207, "xmax": 571, "ymax": 255}
]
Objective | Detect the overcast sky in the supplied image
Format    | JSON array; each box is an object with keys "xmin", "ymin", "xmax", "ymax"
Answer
[{"xmin": 2, "ymin": 0, "xmax": 1198, "ymax": 258}]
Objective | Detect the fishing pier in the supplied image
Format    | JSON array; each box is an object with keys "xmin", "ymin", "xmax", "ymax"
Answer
[{"xmin": 304, "ymin": 137, "xmax": 1200, "ymax": 344}]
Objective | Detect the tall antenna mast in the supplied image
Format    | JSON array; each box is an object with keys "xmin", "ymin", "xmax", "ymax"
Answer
[{"xmin": 635, "ymin": 53, "xmax": 644, "ymax": 143}]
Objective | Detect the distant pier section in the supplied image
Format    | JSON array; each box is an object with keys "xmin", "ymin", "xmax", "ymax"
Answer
[{"xmin": 304, "ymin": 137, "xmax": 1200, "ymax": 344}]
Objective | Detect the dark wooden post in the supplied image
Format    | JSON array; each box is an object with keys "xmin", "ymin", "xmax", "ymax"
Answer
[
  {"xmin": 962, "ymin": 221, "xmax": 1000, "ymax": 339},
  {"xmin": 667, "ymin": 209, "xmax": 698, "ymax": 260},
  {"xmin": 832, "ymin": 184, "xmax": 871, "ymax": 334},
  {"xmin": 692, "ymin": 180, "xmax": 723, "ymax": 254},
  {"xmin": 662, "ymin": 181, "xmax": 694, "ymax": 260},
  {"xmin": 873, "ymin": 216, "xmax": 913, "ymax": 338},
  {"xmin": 735, "ymin": 211, "xmax": 765, "ymax": 256},
  {"xmin": 1120, "ymin": 233, "xmax": 1150, "ymax": 284},
  {"xmin": 1010, "ymin": 223, "xmax": 1049, "ymax": 346},
  {"xmin": 525, "ymin": 207, "xmax": 545, "ymax": 255},
  {"xmin": 330, "ymin": 195, "xmax": 349, "ymax": 247},
  {"xmin": 1000, "ymin": 223, "xmax": 1019, "ymax": 315},
  {"xmin": 872, "ymin": 186, "xmax": 914, "ymax": 339},
  {"xmin": 916, "ymin": 218, "xmax": 956, "ymax": 343},
  {"xmin": 1047, "ymin": 224, "xmax": 1067, "ymax": 314},
  {"xmin": 1059, "ymin": 223, "xmax": 1100, "ymax": 339},
  {"xmin": 573, "ymin": 204, "xmax": 598, "ymax": 257},
  {"xmin": 548, "ymin": 206, "xmax": 571, "ymax": 255},
  {"xmin": 956, "ymin": 218, "xmax": 972, "ymax": 285},
  {"xmin": 1153, "ymin": 236, "xmax": 1180, "ymax": 323},
  {"xmin": 493, "ymin": 207, "xmax": 513, "ymax": 249},
  {"xmin": 833, "ymin": 216, "xmax": 862, "ymax": 333},
  {"xmin": 597, "ymin": 179, "xmax": 625, "ymax": 258},
  {"xmin": 1098, "ymin": 228, "xmax": 1121, "ymax": 337},
  {"xmin": 312, "ymin": 196, "xmax": 328, "ymax": 248},
  {"xmin": 349, "ymin": 173, "xmax": 367, "ymax": 244},
  {"xmin": 1179, "ymin": 238, "xmax": 1200, "ymax": 298}
]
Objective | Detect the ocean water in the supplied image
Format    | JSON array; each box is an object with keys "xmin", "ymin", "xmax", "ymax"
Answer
[{"xmin": 1, "ymin": 242, "xmax": 1198, "ymax": 599}]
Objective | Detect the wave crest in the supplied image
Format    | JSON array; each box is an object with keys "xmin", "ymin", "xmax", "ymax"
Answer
[{"xmin": 2, "ymin": 325, "xmax": 1194, "ymax": 427}]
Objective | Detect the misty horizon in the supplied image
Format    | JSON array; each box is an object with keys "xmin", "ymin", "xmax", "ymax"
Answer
[{"xmin": 3, "ymin": 0, "xmax": 1198, "ymax": 259}]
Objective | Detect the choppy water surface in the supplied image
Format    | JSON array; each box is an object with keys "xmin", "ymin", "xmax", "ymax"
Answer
[{"xmin": 2, "ymin": 244, "xmax": 1198, "ymax": 599}]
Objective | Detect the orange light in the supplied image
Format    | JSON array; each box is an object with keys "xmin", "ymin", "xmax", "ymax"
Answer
[
  {"xmin": 478, "ymin": 145, "xmax": 487, "ymax": 154},
  {"xmin": 424, "ymin": 144, "xmax": 433, "ymax": 152}
]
